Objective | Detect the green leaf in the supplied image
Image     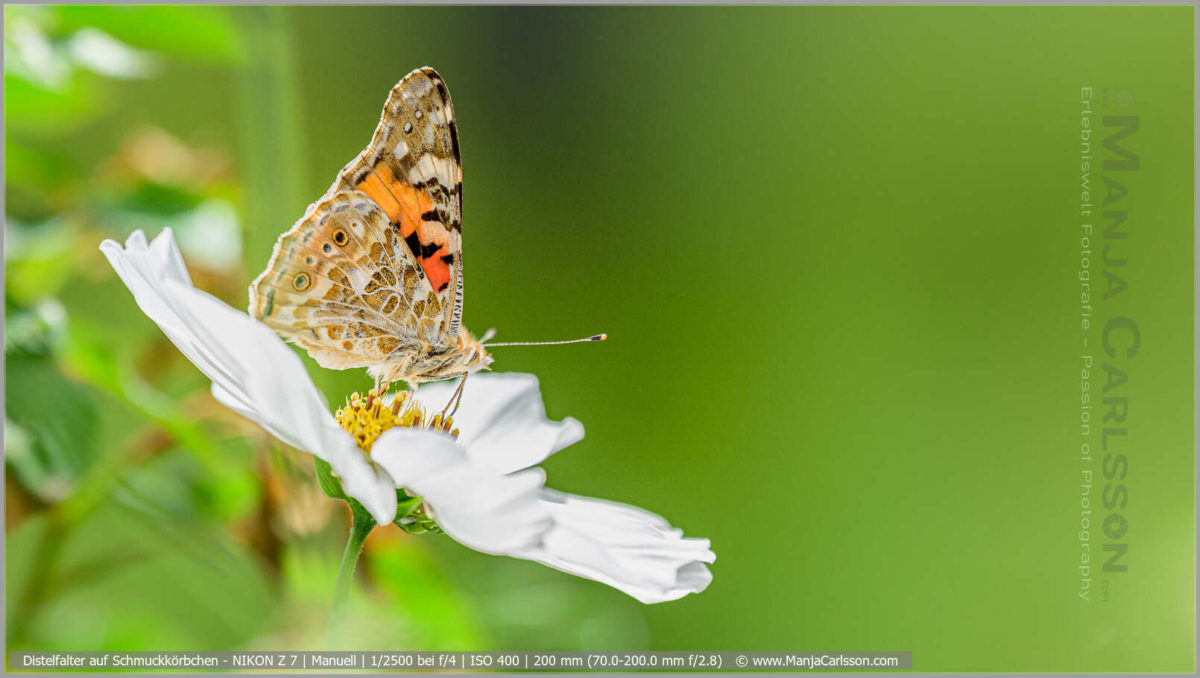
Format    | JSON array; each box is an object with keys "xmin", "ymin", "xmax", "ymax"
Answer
[
  {"xmin": 313, "ymin": 457, "xmax": 347, "ymax": 500},
  {"xmin": 115, "ymin": 179, "xmax": 205, "ymax": 216},
  {"xmin": 4, "ymin": 141, "xmax": 78, "ymax": 195},
  {"xmin": 393, "ymin": 490, "xmax": 440, "ymax": 532},
  {"xmin": 348, "ymin": 497, "xmax": 376, "ymax": 530},
  {"xmin": 6, "ymin": 503, "xmax": 276, "ymax": 651},
  {"xmin": 3, "ymin": 71, "xmax": 99, "ymax": 135},
  {"xmin": 54, "ymin": 321, "xmax": 241, "ymax": 522},
  {"xmin": 53, "ymin": 5, "xmax": 243, "ymax": 64},
  {"xmin": 393, "ymin": 492, "xmax": 422, "ymax": 521},
  {"xmin": 4, "ymin": 221, "xmax": 78, "ymax": 304},
  {"xmin": 396, "ymin": 516, "xmax": 441, "ymax": 535},
  {"xmin": 4, "ymin": 349, "xmax": 99, "ymax": 502},
  {"xmin": 3, "ymin": 299, "xmax": 67, "ymax": 356}
]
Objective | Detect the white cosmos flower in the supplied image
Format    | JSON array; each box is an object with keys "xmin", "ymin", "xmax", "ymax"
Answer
[
  {"xmin": 375, "ymin": 376, "xmax": 716, "ymax": 603},
  {"xmin": 101, "ymin": 228, "xmax": 714, "ymax": 603}
]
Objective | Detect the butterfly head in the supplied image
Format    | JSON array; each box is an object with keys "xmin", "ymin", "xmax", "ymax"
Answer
[{"xmin": 458, "ymin": 329, "xmax": 494, "ymax": 374}]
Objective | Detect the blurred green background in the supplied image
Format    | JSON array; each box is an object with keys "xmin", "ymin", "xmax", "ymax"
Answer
[{"xmin": 4, "ymin": 5, "xmax": 1194, "ymax": 671}]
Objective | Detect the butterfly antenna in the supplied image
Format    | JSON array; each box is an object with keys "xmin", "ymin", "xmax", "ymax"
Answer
[{"xmin": 485, "ymin": 333, "xmax": 607, "ymax": 348}]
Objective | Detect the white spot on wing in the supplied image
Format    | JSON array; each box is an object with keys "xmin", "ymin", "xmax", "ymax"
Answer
[
  {"xmin": 346, "ymin": 266, "xmax": 370, "ymax": 292},
  {"xmin": 392, "ymin": 139, "xmax": 410, "ymax": 161},
  {"xmin": 408, "ymin": 153, "xmax": 456, "ymax": 188}
]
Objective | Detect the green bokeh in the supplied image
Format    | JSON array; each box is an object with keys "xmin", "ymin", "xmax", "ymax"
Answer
[{"xmin": 5, "ymin": 5, "xmax": 1193, "ymax": 671}]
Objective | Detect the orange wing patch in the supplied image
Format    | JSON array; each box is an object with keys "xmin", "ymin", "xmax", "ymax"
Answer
[
  {"xmin": 412, "ymin": 233, "xmax": 452, "ymax": 292},
  {"xmin": 356, "ymin": 165, "xmax": 453, "ymax": 292},
  {"xmin": 356, "ymin": 165, "xmax": 408, "ymax": 223},
  {"xmin": 356, "ymin": 164, "xmax": 426, "ymax": 225}
]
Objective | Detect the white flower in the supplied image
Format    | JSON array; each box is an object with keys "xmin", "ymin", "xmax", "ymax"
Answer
[
  {"xmin": 101, "ymin": 229, "xmax": 714, "ymax": 603},
  {"xmin": 100, "ymin": 229, "xmax": 399, "ymax": 524},
  {"xmin": 374, "ymin": 377, "xmax": 714, "ymax": 604}
]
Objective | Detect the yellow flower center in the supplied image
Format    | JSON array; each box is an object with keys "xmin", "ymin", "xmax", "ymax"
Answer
[{"xmin": 335, "ymin": 386, "xmax": 458, "ymax": 453}]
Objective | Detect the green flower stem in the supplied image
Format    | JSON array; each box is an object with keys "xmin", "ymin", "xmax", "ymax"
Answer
[{"xmin": 328, "ymin": 505, "xmax": 376, "ymax": 648}]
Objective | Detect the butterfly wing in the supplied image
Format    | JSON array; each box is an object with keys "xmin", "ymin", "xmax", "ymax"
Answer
[
  {"xmin": 249, "ymin": 192, "xmax": 449, "ymax": 371},
  {"xmin": 329, "ymin": 67, "xmax": 464, "ymax": 339}
]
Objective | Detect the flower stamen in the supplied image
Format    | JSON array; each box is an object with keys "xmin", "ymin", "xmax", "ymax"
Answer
[{"xmin": 335, "ymin": 386, "xmax": 459, "ymax": 453}]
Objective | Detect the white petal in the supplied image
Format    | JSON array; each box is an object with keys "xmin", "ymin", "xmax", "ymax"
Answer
[
  {"xmin": 101, "ymin": 229, "xmax": 397, "ymax": 524},
  {"xmin": 524, "ymin": 491, "xmax": 715, "ymax": 604},
  {"xmin": 413, "ymin": 373, "xmax": 583, "ymax": 474},
  {"xmin": 147, "ymin": 227, "xmax": 193, "ymax": 285},
  {"xmin": 371, "ymin": 427, "xmax": 553, "ymax": 555}
]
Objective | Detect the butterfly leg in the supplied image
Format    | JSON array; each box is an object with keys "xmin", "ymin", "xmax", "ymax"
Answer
[
  {"xmin": 373, "ymin": 375, "xmax": 391, "ymax": 396},
  {"xmin": 449, "ymin": 374, "xmax": 467, "ymax": 417},
  {"xmin": 441, "ymin": 374, "xmax": 468, "ymax": 420}
]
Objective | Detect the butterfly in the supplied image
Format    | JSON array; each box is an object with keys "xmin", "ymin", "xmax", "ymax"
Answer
[{"xmin": 249, "ymin": 67, "xmax": 602, "ymax": 394}]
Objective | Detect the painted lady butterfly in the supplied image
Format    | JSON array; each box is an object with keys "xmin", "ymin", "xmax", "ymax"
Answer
[{"xmin": 250, "ymin": 67, "xmax": 601, "ymax": 392}]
